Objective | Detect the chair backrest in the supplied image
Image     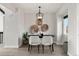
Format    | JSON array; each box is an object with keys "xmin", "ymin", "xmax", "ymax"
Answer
[
  {"xmin": 42, "ymin": 36, "xmax": 53, "ymax": 45},
  {"xmin": 29, "ymin": 36, "xmax": 40, "ymax": 45}
]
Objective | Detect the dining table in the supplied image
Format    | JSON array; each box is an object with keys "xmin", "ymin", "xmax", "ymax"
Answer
[{"xmin": 28, "ymin": 34, "xmax": 55, "ymax": 53}]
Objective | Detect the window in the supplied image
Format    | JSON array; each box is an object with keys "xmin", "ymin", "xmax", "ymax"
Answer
[{"xmin": 63, "ymin": 15, "xmax": 68, "ymax": 35}]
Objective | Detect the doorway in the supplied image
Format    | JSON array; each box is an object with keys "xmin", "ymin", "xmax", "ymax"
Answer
[{"xmin": 62, "ymin": 15, "xmax": 68, "ymax": 42}]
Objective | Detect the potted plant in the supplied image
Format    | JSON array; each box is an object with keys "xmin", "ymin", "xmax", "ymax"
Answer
[
  {"xmin": 22, "ymin": 32, "xmax": 28, "ymax": 45},
  {"xmin": 26, "ymin": 32, "xmax": 28, "ymax": 40}
]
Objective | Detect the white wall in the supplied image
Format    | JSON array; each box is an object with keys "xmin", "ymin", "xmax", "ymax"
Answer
[
  {"xmin": 17, "ymin": 9, "xmax": 25, "ymax": 47},
  {"xmin": 67, "ymin": 4, "xmax": 78, "ymax": 56},
  {"xmin": 4, "ymin": 13, "xmax": 19, "ymax": 48},
  {"xmin": 56, "ymin": 16, "xmax": 63, "ymax": 45},
  {"xmin": 43, "ymin": 13, "xmax": 56, "ymax": 35},
  {"xmin": 76, "ymin": 4, "xmax": 79, "ymax": 56},
  {"xmin": 24, "ymin": 13, "xmax": 36, "ymax": 33}
]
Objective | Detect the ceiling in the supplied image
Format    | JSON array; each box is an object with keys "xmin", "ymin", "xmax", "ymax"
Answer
[{"xmin": 5, "ymin": 3, "xmax": 64, "ymax": 13}]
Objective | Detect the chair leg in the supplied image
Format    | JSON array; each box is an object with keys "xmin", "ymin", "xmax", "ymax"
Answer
[
  {"xmin": 30, "ymin": 45, "xmax": 32, "ymax": 53},
  {"xmin": 51, "ymin": 45, "xmax": 52, "ymax": 53},
  {"xmin": 29, "ymin": 45, "xmax": 31, "ymax": 53},
  {"xmin": 38, "ymin": 45, "xmax": 40, "ymax": 53},
  {"xmin": 52, "ymin": 44, "xmax": 54, "ymax": 52},
  {"xmin": 28, "ymin": 44, "xmax": 30, "ymax": 52},
  {"xmin": 31, "ymin": 45, "xmax": 32, "ymax": 50},
  {"xmin": 42, "ymin": 45, "xmax": 44, "ymax": 53},
  {"xmin": 49, "ymin": 45, "xmax": 52, "ymax": 53}
]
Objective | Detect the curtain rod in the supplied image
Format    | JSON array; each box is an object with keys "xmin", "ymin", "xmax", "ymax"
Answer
[{"xmin": 0, "ymin": 8, "xmax": 5, "ymax": 14}]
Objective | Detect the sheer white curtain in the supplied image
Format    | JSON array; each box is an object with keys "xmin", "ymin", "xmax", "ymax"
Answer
[
  {"xmin": 0, "ymin": 12, "xmax": 3, "ymax": 44},
  {"xmin": 0, "ymin": 12, "xmax": 3, "ymax": 32}
]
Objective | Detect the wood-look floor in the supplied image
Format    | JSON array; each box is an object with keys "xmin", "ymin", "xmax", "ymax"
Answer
[{"xmin": 0, "ymin": 44, "xmax": 67, "ymax": 56}]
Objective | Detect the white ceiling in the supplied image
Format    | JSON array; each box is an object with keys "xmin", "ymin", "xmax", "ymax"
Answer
[{"xmin": 12, "ymin": 3, "xmax": 64, "ymax": 13}]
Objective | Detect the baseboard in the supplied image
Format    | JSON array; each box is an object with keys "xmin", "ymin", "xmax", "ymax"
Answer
[
  {"xmin": 56, "ymin": 42, "xmax": 63, "ymax": 45},
  {"xmin": 0, "ymin": 44, "xmax": 4, "ymax": 48},
  {"xmin": 67, "ymin": 52, "xmax": 73, "ymax": 56},
  {"xmin": 4, "ymin": 45, "xmax": 19, "ymax": 48}
]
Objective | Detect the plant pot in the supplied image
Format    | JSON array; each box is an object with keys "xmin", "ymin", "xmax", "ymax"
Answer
[{"xmin": 22, "ymin": 38, "xmax": 28, "ymax": 45}]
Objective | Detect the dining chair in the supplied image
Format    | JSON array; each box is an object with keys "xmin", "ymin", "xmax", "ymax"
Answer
[
  {"xmin": 28, "ymin": 36, "xmax": 41, "ymax": 53},
  {"xmin": 41, "ymin": 36, "xmax": 54, "ymax": 53}
]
